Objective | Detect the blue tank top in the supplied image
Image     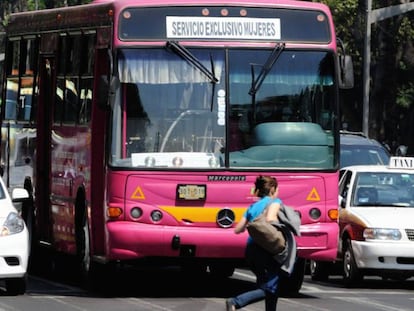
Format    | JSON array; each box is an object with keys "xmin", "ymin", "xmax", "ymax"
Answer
[
  {"xmin": 244, "ymin": 196, "xmax": 282, "ymax": 221},
  {"xmin": 244, "ymin": 196, "xmax": 282, "ymax": 244}
]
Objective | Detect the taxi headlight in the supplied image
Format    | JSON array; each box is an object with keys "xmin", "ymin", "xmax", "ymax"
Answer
[
  {"xmin": 1, "ymin": 212, "xmax": 25, "ymax": 236},
  {"xmin": 363, "ymin": 228, "xmax": 401, "ymax": 240}
]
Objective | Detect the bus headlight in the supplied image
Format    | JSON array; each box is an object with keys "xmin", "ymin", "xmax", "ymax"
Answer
[
  {"xmin": 130, "ymin": 207, "xmax": 143, "ymax": 219},
  {"xmin": 363, "ymin": 228, "xmax": 402, "ymax": 240},
  {"xmin": 309, "ymin": 207, "xmax": 321, "ymax": 220},
  {"xmin": 151, "ymin": 210, "xmax": 163, "ymax": 222}
]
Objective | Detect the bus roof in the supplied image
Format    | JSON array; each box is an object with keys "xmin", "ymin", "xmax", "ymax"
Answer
[
  {"xmin": 91, "ymin": 0, "xmax": 330, "ymax": 9},
  {"xmin": 6, "ymin": 0, "xmax": 332, "ymax": 34},
  {"xmin": 6, "ymin": 2, "xmax": 114, "ymax": 34}
]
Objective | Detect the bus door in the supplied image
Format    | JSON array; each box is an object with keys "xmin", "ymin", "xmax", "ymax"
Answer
[{"xmin": 34, "ymin": 55, "xmax": 55, "ymax": 244}]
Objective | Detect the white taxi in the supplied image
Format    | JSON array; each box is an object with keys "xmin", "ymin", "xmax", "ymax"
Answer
[
  {"xmin": 335, "ymin": 156, "xmax": 414, "ymax": 286},
  {"xmin": 0, "ymin": 177, "xmax": 30, "ymax": 295}
]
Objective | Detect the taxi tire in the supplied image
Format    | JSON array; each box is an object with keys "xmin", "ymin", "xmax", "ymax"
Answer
[{"xmin": 343, "ymin": 239, "xmax": 362, "ymax": 287}]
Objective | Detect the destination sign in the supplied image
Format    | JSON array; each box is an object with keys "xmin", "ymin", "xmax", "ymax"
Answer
[
  {"xmin": 166, "ymin": 16, "xmax": 281, "ymax": 40},
  {"xmin": 118, "ymin": 7, "xmax": 331, "ymax": 43}
]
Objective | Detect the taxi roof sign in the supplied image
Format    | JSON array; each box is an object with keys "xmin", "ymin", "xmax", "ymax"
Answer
[{"xmin": 389, "ymin": 156, "xmax": 414, "ymax": 169}]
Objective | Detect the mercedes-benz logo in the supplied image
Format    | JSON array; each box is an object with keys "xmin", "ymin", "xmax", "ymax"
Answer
[{"xmin": 216, "ymin": 208, "xmax": 235, "ymax": 228}]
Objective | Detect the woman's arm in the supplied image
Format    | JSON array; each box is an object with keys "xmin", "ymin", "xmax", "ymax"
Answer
[
  {"xmin": 234, "ymin": 216, "xmax": 248, "ymax": 234},
  {"xmin": 266, "ymin": 202, "xmax": 281, "ymax": 222}
]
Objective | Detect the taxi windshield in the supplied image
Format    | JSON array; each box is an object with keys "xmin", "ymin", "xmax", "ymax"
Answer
[{"xmin": 353, "ymin": 172, "xmax": 414, "ymax": 207}]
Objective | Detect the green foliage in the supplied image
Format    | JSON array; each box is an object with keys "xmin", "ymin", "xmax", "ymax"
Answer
[{"xmin": 396, "ymin": 83, "xmax": 414, "ymax": 109}]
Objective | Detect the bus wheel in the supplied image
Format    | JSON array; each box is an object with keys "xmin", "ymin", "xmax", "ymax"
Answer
[
  {"xmin": 208, "ymin": 263, "xmax": 235, "ymax": 278},
  {"xmin": 280, "ymin": 257, "xmax": 305, "ymax": 296},
  {"xmin": 310, "ymin": 260, "xmax": 330, "ymax": 281},
  {"xmin": 182, "ymin": 263, "xmax": 208, "ymax": 276},
  {"xmin": 75, "ymin": 193, "xmax": 91, "ymax": 285}
]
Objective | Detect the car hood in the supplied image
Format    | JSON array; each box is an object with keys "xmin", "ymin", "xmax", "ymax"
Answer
[{"xmin": 352, "ymin": 207, "xmax": 414, "ymax": 229}]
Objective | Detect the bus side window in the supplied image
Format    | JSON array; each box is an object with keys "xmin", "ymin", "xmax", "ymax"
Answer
[
  {"xmin": 4, "ymin": 38, "xmax": 38, "ymax": 122},
  {"xmin": 79, "ymin": 80, "xmax": 92, "ymax": 125},
  {"xmin": 77, "ymin": 34, "xmax": 95, "ymax": 125},
  {"xmin": 56, "ymin": 33, "xmax": 95, "ymax": 125},
  {"xmin": 62, "ymin": 77, "xmax": 79, "ymax": 124},
  {"xmin": 5, "ymin": 79, "xmax": 18, "ymax": 120}
]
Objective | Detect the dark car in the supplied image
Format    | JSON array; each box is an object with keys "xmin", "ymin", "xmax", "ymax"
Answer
[{"xmin": 339, "ymin": 131, "xmax": 391, "ymax": 168}]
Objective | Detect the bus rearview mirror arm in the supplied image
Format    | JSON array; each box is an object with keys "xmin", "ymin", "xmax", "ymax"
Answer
[{"xmin": 97, "ymin": 75, "xmax": 120, "ymax": 109}]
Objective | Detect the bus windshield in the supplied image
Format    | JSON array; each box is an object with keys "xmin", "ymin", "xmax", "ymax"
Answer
[{"xmin": 110, "ymin": 47, "xmax": 337, "ymax": 170}]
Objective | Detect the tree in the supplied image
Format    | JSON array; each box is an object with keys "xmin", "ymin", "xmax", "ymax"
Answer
[{"xmin": 321, "ymin": 0, "xmax": 414, "ymax": 153}]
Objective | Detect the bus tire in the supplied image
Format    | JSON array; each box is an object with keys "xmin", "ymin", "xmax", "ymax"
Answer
[
  {"xmin": 280, "ymin": 257, "xmax": 305, "ymax": 296},
  {"xmin": 75, "ymin": 190, "xmax": 91, "ymax": 285},
  {"xmin": 208, "ymin": 263, "xmax": 235, "ymax": 278},
  {"xmin": 310, "ymin": 260, "xmax": 330, "ymax": 281}
]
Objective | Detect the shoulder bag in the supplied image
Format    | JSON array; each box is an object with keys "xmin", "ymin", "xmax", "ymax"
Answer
[{"xmin": 246, "ymin": 206, "xmax": 286, "ymax": 254}]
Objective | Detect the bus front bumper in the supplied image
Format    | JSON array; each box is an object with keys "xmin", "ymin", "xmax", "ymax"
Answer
[
  {"xmin": 296, "ymin": 222, "xmax": 339, "ymax": 261},
  {"xmin": 106, "ymin": 222, "xmax": 248, "ymax": 260},
  {"xmin": 106, "ymin": 221, "xmax": 338, "ymax": 261}
]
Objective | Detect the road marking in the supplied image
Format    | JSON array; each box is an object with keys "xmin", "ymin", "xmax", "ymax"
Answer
[
  {"xmin": 125, "ymin": 298, "xmax": 175, "ymax": 310},
  {"xmin": 281, "ymin": 298, "xmax": 331, "ymax": 311},
  {"xmin": 333, "ymin": 296, "xmax": 411, "ymax": 311}
]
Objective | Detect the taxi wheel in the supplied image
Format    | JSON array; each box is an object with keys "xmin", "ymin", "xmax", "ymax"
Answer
[{"xmin": 343, "ymin": 239, "xmax": 362, "ymax": 287}]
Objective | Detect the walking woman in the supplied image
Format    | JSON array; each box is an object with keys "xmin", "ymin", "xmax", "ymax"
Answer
[{"xmin": 226, "ymin": 175, "xmax": 295, "ymax": 311}]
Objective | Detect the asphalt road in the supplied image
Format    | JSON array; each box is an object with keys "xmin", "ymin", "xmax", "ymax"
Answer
[{"xmin": 1, "ymin": 266, "xmax": 414, "ymax": 311}]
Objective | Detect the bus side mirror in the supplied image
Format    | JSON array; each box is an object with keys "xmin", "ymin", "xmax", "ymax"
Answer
[
  {"xmin": 338, "ymin": 54, "xmax": 354, "ymax": 89},
  {"xmin": 336, "ymin": 38, "xmax": 354, "ymax": 89}
]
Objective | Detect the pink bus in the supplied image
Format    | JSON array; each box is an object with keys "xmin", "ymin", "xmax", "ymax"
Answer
[{"xmin": 0, "ymin": 0, "xmax": 353, "ymax": 292}]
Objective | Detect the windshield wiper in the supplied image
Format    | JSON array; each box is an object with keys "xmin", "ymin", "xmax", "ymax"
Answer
[
  {"xmin": 166, "ymin": 41, "xmax": 219, "ymax": 84},
  {"xmin": 248, "ymin": 42, "xmax": 285, "ymax": 126},
  {"xmin": 249, "ymin": 42, "xmax": 285, "ymax": 96}
]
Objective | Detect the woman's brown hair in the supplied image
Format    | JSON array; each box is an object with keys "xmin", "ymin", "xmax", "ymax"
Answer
[{"xmin": 254, "ymin": 175, "xmax": 278, "ymax": 198}]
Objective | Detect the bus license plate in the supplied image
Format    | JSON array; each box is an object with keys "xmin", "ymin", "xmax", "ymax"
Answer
[{"xmin": 177, "ymin": 184, "xmax": 206, "ymax": 200}]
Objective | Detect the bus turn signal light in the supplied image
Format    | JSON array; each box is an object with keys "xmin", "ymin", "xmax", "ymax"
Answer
[
  {"xmin": 107, "ymin": 206, "xmax": 123, "ymax": 218},
  {"xmin": 328, "ymin": 209, "xmax": 338, "ymax": 221}
]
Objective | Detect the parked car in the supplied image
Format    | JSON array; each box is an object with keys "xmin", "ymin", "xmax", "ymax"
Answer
[
  {"xmin": 312, "ymin": 157, "xmax": 414, "ymax": 286},
  {"xmin": 340, "ymin": 131, "xmax": 391, "ymax": 168},
  {"xmin": 0, "ymin": 177, "xmax": 30, "ymax": 295}
]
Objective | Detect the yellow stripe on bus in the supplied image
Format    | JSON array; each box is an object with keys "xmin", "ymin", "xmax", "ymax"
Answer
[{"xmin": 160, "ymin": 206, "xmax": 246, "ymax": 222}]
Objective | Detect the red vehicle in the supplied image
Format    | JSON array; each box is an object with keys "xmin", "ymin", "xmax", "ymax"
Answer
[{"xmin": 0, "ymin": 0, "xmax": 353, "ymax": 292}]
